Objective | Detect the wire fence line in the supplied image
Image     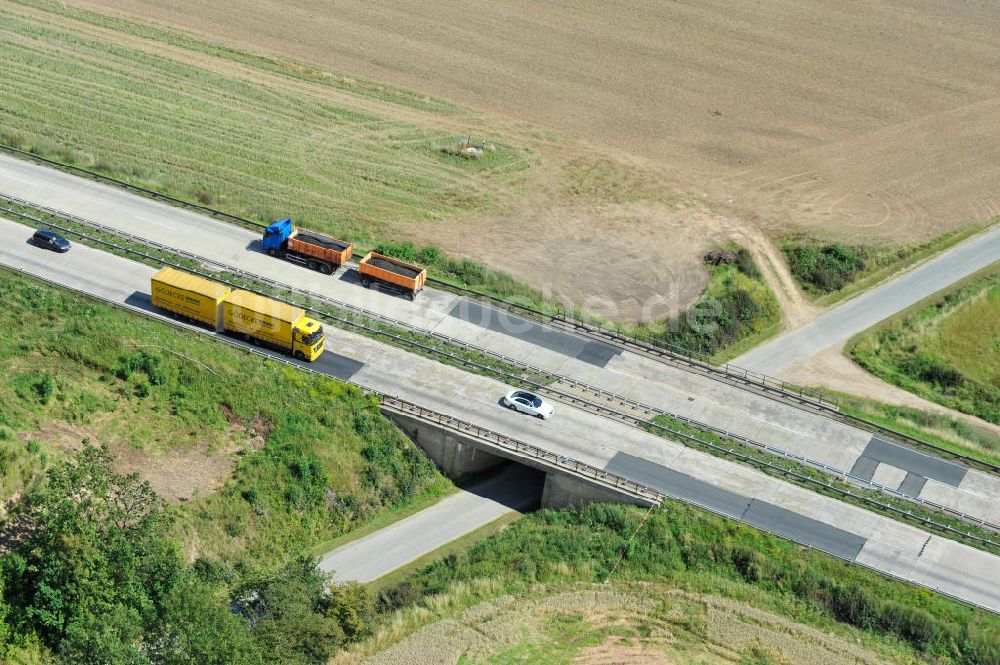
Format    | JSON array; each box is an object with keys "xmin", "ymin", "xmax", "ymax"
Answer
[{"xmin": 3, "ymin": 195, "xmax": 998, "ymax": 544}]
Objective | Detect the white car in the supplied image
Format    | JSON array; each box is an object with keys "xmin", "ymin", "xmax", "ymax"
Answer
[{"xmin": 502, "ymin": 390, "xmax": 555, "ymax": 420}]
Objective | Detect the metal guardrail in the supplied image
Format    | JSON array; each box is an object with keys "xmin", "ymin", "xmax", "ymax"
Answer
[
  {"xmin": 0, "ymin": 144, "xmax": 259, "ymax": 230},
  {"xmin": 5, "ymin": 256, "xmax": 998, "ymax": 616},
  {"xmin": 422, "ymin": 277, "xmax": 841, "ymax": 410},
  {"xmin": 379, "ymin": 398, "xmax": 665, "ymax": 506},
  {"xmin": 5, "ymin": 143, "xmax": 996, "ymax": 476},
  {"xmin": 0, "ymin": 142, "xmax": 838, "ymax": 411},
  {"xmin": 3, "ymin": 194, "xmax": 999, "ymax": 544}
]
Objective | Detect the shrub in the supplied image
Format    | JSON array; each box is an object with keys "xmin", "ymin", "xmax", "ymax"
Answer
[
  {"xmin": 901, "ymin": 353, "xmax": 964, "ymax": 390},
  {"xmin": 736, "ymin": 247, "xmax": 761, "ymax": 279},
  {"xmin": 784, "ymin": 242, "xmax": 867, "ymax": 293}
]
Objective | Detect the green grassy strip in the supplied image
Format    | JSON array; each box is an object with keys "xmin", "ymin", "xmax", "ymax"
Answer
[
  {"xmin": 824, "ymin": 390, "xmax": 1000, "ymax": 468},
  {"xmin": 377, "ymin": 503, "xmax": 1000, "ymax": 665},
  {"xmin": 782, "ymin": 220, "xmax": 998, "ymax": 306},
  {"xmin": 626, "ymin": 248, "xmax": 783, "ymax": 362},
  {"xmin": 847, "ymin": 262, "xmax": 1000, "ymax": 428},
  {"xmin": 0, "ymin": 200, "xmax": 555, "ymax": 389}
]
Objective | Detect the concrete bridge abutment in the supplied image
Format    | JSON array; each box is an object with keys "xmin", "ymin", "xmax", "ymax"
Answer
[{"xmin": 383, "ymin": 408, "xmax": 506, "ymax": 478}]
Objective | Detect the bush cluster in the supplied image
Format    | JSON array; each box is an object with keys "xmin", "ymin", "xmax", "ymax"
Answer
[
  {"xmin": 382, "ymin": 503, "xmax": 1000, "ymax": 665},
  {"xmin": 656, "ymin": 255, "xmax": 777, "ymax": 357},
  {"xmin": 0, "ymin": 446, "xmax": 375, "ymax": 664},
  {"xmin": 784, "ymin": 242, "xmax": 866, "ymax": 293}
]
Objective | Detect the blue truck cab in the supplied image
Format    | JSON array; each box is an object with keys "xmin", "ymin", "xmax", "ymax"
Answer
[{"xmin": 262, "ymin": 218, "xmax": 293, "ymax": 254}]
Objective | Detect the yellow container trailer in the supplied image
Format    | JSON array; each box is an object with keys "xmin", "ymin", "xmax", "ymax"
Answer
[
  {"xmin": 150, "ymin": 267, "xmax": 232, "ymax": 330},
  {"xmin": 222, "ymin": 290, "xmax": 325, "ymax": 361},
  {"xmin": 150, "ymin": 268, "xmax": 326, "ymax": 362}
]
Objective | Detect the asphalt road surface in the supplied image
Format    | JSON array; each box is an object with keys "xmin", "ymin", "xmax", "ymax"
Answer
[
  {"xmin": 734, "ymin": 224, "xmax": 1000, "ymax": 374},
  {"xmin": 319, "ymin": 465, "xmax": 543, "ymax": 583},
  {"xmin": 2, "ymin": 215, "xmax": 999, "ymax": 612},
  {"xmin": 3, "ymin": 153, "xmax": 999, "ymax": 523}
]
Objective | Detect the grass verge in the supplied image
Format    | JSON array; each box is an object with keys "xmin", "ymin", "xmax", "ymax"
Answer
[
  {"xmin": 0, "ymin": 267, "xmax": 446, "ymax": 569},
  {"xmin": 826, "ymin": 390, "xmax": 1000, "ymax": 468},
  {"xmin": 633, "ymin": 247, "xmax": 781, "ymax": 362},
  {"xmin": 641, "ymin": 415, "xmax": 1000, "ymax": 551},
  {"xmin": 0, "ymin": 200, "xmax": 556, "ymax": 390},
  {"xmin": 782, "ymin": 220, "xmax": 998, "ymax": 306},
  {"xmin": 367, "ymin": 510, "xmax": 525, "ymax": 596},
  {"xmin": 363, "ymin": 503, "xmax": 1000, "ymax": 665},
  {"xmin": 848, "ymin": 261, "xmax": 1000, "ymax": 429}
]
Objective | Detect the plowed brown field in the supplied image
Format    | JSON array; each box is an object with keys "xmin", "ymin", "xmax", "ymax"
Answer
[{"xmin": 73, "ymin": 0, "xmax": 1000, "ymax": 243}]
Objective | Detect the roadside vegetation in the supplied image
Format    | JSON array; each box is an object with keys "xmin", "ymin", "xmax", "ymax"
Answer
[
  {"xmin": 848, "ymin": 263, "xmax": 1000, "ymax": 428},
  {"xmin": 0, "ymin": 269, "xmax": 450, "ymax": 661},
  {"xmin": 640, "ymin": 415, "xmax": 999, "ymax": 549},
  {"xmin": 782, "ymin": 221, "xmax": 996, "ymax": 305},
  {"xmin": 0, "ymin": 445, "xmax": 378, "ymax": 663},
  {"xmin": 828, "ymin": 391, "xmax": 1000, "ymax": 467},
  {"xmin": 0, "ymin": 0, "xmax": 781, "ymax": 356},
  {"xmin": 0, "ymin": 269, "xmax": 447, "ymax": 564},
  {"xmin": 341, "ymin": 503, "xmax": 1000, "ymax": 665},
  {"xmin": 635, "ymin": 247, "xmax": 780, "ymax": 361}
]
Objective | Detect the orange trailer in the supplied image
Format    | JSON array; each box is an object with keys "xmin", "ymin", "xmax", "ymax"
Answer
[
  {"xmin": 357, "ymin": 252, "xmax": 427, "ymax": 300},
  {"xmin": 287, "ymin": 230, "xmax": 352, "ymax": 268}
]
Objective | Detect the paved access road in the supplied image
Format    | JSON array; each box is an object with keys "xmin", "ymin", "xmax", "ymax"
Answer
[
  {"xmin": 734, "ymin": 224, "xmax": 1000, "ymax": 374},
  {"xmin": 2, "ymin": 215, "xmax": 999, "ymax": 612},
  {"xmin": 319, "ymin": 465, "xmax": 542, "ymax": 583},
  {"xmin": 2, "ymin": 154, "xmax": 998, "ymax": 525}
]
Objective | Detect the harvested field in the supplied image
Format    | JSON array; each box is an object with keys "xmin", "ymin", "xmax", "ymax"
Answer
[{"xmin": 69, "ymin": 0, "xmax": 1000, "ymax": 245}]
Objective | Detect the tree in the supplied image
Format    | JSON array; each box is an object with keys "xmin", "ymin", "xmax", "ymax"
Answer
[
  {"xmin": 235, "ymin": 558, "xmax": 361, "ymax": 665},
  {"xmin": 1, "ymin": 444, "xmax": 258, "ymax": 664},
  {"xmin": 148, "ymin": 578, "xmax": 261, "ymax": 665}
]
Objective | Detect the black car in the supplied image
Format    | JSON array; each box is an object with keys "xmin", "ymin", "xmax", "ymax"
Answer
[{"xmin": 31, "ymin": 229, "xmax": 71, "ymax": 253}]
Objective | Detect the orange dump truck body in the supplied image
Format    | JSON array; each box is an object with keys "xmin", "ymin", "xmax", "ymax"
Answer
[
  {"xmin": 358, "ymin": 252, "xmax": 427, "ymax": 296},
  {"xmin": 287, "ymin": 230, "xmax": 353, "ymax": 266}
]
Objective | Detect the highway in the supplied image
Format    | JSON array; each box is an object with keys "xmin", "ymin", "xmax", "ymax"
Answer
[
  {"xmin": 2, "ymin": 215, "xmax": 999, "ymax": 611},
  {"xmin": 734, "ymin": 224, "xmax": 1000, "ymax": 374},
  {"xmin": 1, "ymin": 153, "xmax": 998, "ymax": 526}
]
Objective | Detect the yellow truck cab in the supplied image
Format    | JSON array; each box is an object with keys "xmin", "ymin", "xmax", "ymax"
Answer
[
  {"xmin": 293, "ymin": 317, "xmax": 326, "ymax": 361},
  {"xmin": 221, "ymin": 290, "xmax": 326, "ymax": 362}
]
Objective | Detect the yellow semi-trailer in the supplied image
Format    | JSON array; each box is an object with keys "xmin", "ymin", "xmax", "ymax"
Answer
[
  {"xmin": 222, "ymin": 290, "xmax": 326, "ymax": 361},
  {"xmin": 150, "ymin": 267, "xmax": 232, "ymax": 331}
]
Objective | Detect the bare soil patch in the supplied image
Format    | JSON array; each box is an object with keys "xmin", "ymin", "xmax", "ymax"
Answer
[
  {"xmin": 573, "ymin": 635, "xmax": 674, "ymax": 665},
  {"xmin": 111, "ymin": 444, "xmax": 235, "ymax": 503},
  {"xmin": 16, "ymin": 419, "xmax": 242, "ymax": 503},
  {"xmin": 415, "ymin": 200, "xmax": 715, "ymax": 321}
]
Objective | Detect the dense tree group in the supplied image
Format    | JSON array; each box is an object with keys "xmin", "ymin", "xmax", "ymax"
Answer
[{"xmin": 0, "ymin": 446, "xmax": 374, "ymax": 664}]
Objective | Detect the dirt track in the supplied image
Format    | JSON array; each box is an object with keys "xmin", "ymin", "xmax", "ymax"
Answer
[{"xmin": 73, "ymin": 0, "xmax": 1000, "ymax": 245}]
